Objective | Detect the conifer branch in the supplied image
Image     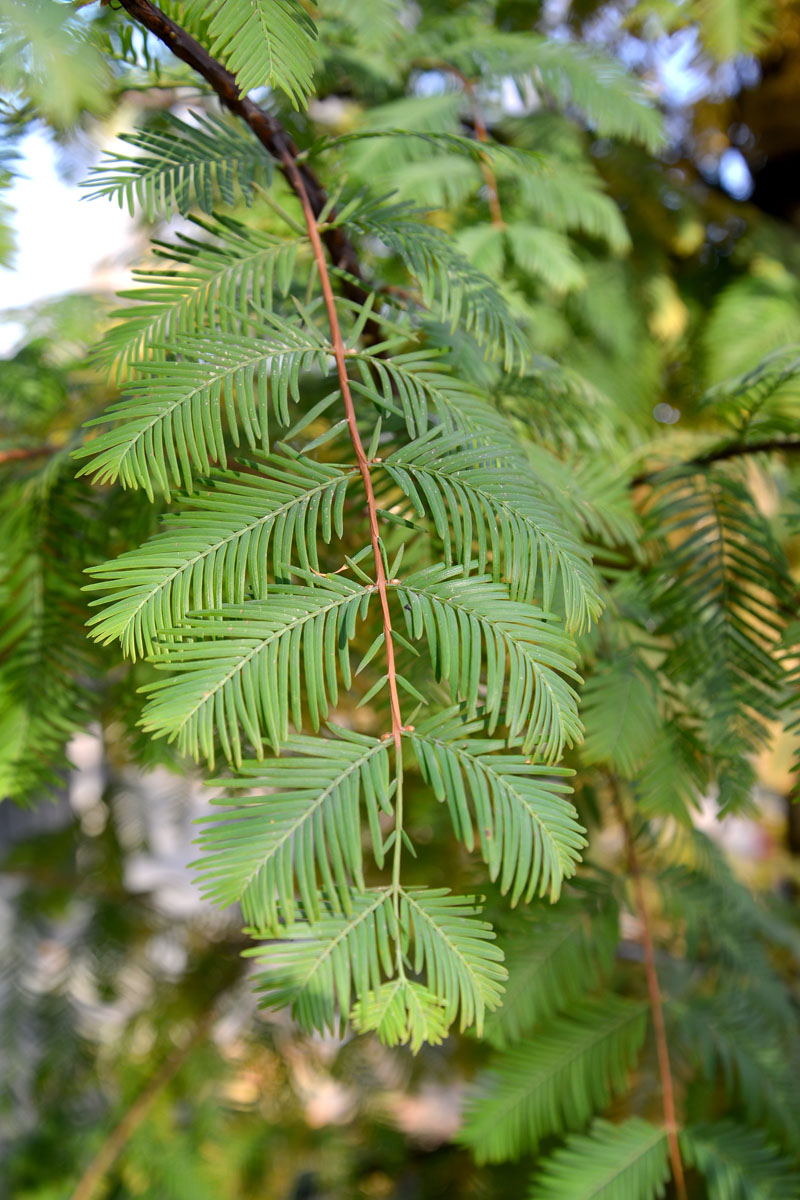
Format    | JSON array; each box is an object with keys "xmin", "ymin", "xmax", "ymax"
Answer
[
  {"xmin": 113, "ymin": 0, "xmax": 370, "ymax": 305},
  {"xmin": 105, "ymin": 0, "xmax": 414, "ymax": 993},
  {"xmin": 611, "ymin": 779, "xmax": 688, "ymax": 1200}
]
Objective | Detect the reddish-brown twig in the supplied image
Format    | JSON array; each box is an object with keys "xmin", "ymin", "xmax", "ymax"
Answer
[
  {"xmin": 282, "ymin": 153, "xmax": 404, "ymax": 750},
  {"xmin": 611, "ymin": 781, "xmax": 688, "ymax": 1200},
  {"xmin": 0, "ymin": 445, "xmax": 57, "ymax": 465}
]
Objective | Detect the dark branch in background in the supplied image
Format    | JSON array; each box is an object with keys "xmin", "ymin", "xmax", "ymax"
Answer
[
  {"xmin": 631, "ymin": 436, "xmax": 800, "ymax": 487},
  {"xmin": 113, "ymin": 0, "xmax": 371, "ymax": 310},
  {"xmin": 415, "ymin": 59, "xmax": 505, "ymax": 228},
  {"xmin": 691, "ymin": 436, "xmax": 800, "ymax": 467}
]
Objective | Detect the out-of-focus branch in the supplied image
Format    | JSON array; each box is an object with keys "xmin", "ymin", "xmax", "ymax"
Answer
[
  {"xmin": 415, "ymin": 58, "xmax": 505, "ymax": 227},
  {"xmin": 609, "ymin": 779, "xmax": 688, "ymax": 1200},
  {"xmin": 0, "ymin": 445, "xmax": 58, "ymax": 465},
  {"xmin": 69, "ymin": 994, "xmax": 226, "ymax": 1200}
]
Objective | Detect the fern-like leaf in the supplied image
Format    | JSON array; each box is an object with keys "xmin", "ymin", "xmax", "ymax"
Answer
[
  {"xmin": 83, "ymin": 113, "xmax": 272, "ymax": 220},
  {"xmin": 510, "ymin": 159, "xmax": 631, "ymax": 255},
  {"xmin": 342, "ymin": 199, "xmax": 528, "ymax": 369},
  {"xmin": 381, "ymin": 428, "xmax": 601, "ymax": 630},
  {"xmin": 409, "ymin": 709, "xmax": 584, "ymax": 903},
  {"xmin": 75, "ymin": 323, "xmax": 328, "ymax": 498},
  {"xmin": 95, "ymin": 216, "xmax": 305, "ymax": 380},
  {"xmin": 674, "ymin": 991, "xmax": 800, "ymax": 1147},
  {"xmin": 443, "ymin": 28, "xmax": 664, "ymax": 150},
  {"xmin": 529, "ymin": 1118, "xmax": 670, "ymax": 1200},
  {"xmin": 141, "ymin": 577, "xmax": 374, "ymax": 765},
  {"xmin": 247, "ymin": 884, "xmax": 504, "ymax": 1038},
  {"xmin": 399, "ymin": 887, "xmax": 506, "ymax": 1035},
  {"xmin": 681, "ymin": 1121, "xmax": 800, "ymax": 1200},
  {"xmin": 196, "ymin": 728, "xmax": 391, "ymax": 927},
  {"xmin": 693, "ymin": 0, "xmax": 775, "ymax": 60},
  {"xmin": 246, "ymin": 888, "xmax": 395, "ymax": 1033},
  {"xmin": 398, "ymin": 565, "xmax": 583, "ymax": 760},
  {"xmin": 350, "ymin": 345, "xmax": 521, "ymax": 444},
  {"xmin": 646, "ymin": 468, "xmax": 792, "ymax": 809},
  {"xmin": 580, "ymin": 648, "xmax": 662, "ymax": 777},
  {"xmin": 350, "ymin": 978, "xmax": 449, "ymax": 1053},
  {"xmin": 182, "ymin": 0, "xmax": 317, "ymax": 104},
  {"xmin": 84, "ymin": 450, "xmax": 354, "ymax": 659},
  {"xmin": 459, "ymin": 997, "xmax": 648, "ymax": 1161},
  {"xmin": 485, "ymin": 892, "xmax": 619, "ymax": 1047}
]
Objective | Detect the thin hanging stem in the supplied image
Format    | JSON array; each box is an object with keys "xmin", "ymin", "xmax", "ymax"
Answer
[
  {"xmin": 284, "ymin": 153, "xmax": 408, "ymax": 944},
  {"xmin": 282, "ymin": 153, "xmax": 404, "ymax": 751},
  {"xmin": 465, "ymin": 86, "xmax": 505, "ymax": 229},
  {"xmin": 392, "ymin": 756, "xmax": 406, "ymax": 971},
  {"xmin": 611, "ymin": 780, "xmax": 688, "ymax": 1200}
]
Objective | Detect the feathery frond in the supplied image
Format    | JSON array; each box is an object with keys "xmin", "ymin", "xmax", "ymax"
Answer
[
  {"xmin": 523, "ymin": 445, "xmax": 641, "ymax": 551},
  {"xmin": 674, "ymin": 991, "xmax": 800, "ymax": 1147},
  {"xmin": 681, "ymin": 1122, "xmax": 800, "ymax": 1200},
  {"xmin": 580, "ymin": 648, "xmax": 662, "ymax": 776},
  {"xmin": 349, "ymin": 346, "xmax": 520, "ymax": 444},
  {"xmin": 83, "ymin": 113, "xmax": 272, "ymax": 220},
  {"xmin": 398, "ymin": 566, "xmax": 583, "ymax": 760},
  {"xmin": 693, "ymin": 0, "xmax": 775, "ymax": 60},
  {"xmin": 509, "ymin": 160, "xmax": 632, "ymax": 255},
  {"xmin": 246, "ymin": 888, "xmax": 395, "ymax": 1033},
  {"xmin": 76, "ymin": 323, "xmax": 329, "ymax": 498},
  {"xmin": 408, "ymin": 709, "xmax": 584, "ymax": 904},
  {"xmin": 502, "ymin": 221, "xmax": 586, "ymax": 293},
  {"xmin": 529, "ymin": 1118, "xmax": 670, "ymax": 1200},
  {"xmin": 247, "ymin": 884, "xmax": 505, "ymax": 1039},
  {"xmin": 0, "ymin": 472, "xmax": 100, "ymax": 800},
  {"xmin": 342, "ymin": 199, "xmax": 528, "ymax": 369},
  {"xmin": 350, "ymin": 978, "xmax": 449, "ymax": 1053},
  {"xmin": 701, "ymin": 345, "xmax": 800, "ymax": 439},
  {"xmin": 398, "ymin": 887, "xmax": 506, "ymax": 1035},
  {"xmin": 84, "ymin": 450, "xmax": 354, "ymax": 660},
  {"xmin": 442, "ymin": 29, "xmax": 664, "ymax": 150},
  {"xmin": 459, "ymin": 997, "xmax": 648, "ymax": 1161},
  {"xmin": 381, "ymin": 429, "xmax": 601, "ymax": 630},
  {"xmin": 141, "ymin": 577, "xmax": 374, "ymax": 765},
  {"xmin": 182, "ymin": 0, "xmax": 318, "ymax": 104},
  {"xmin": 525, "ymin": 39, "xmax": 664, "ymax": 149},
  {"xmin": 645, "ymin": 467, "xmax": 792, "ymax": 809},
  {"xmin": 95, "ymin": 216, "xmax": 306, "ymax": 380},
  {"xmin": 0, "ymin": 0, "xmax": 110, "ymax": 126},
  {"xmin": 485, "ymin": 892, "xmax": 619, "ymax": 1047},
  {"xmin": 196, "ymin": 729, "xmax": 391, "ymax": 926}
]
